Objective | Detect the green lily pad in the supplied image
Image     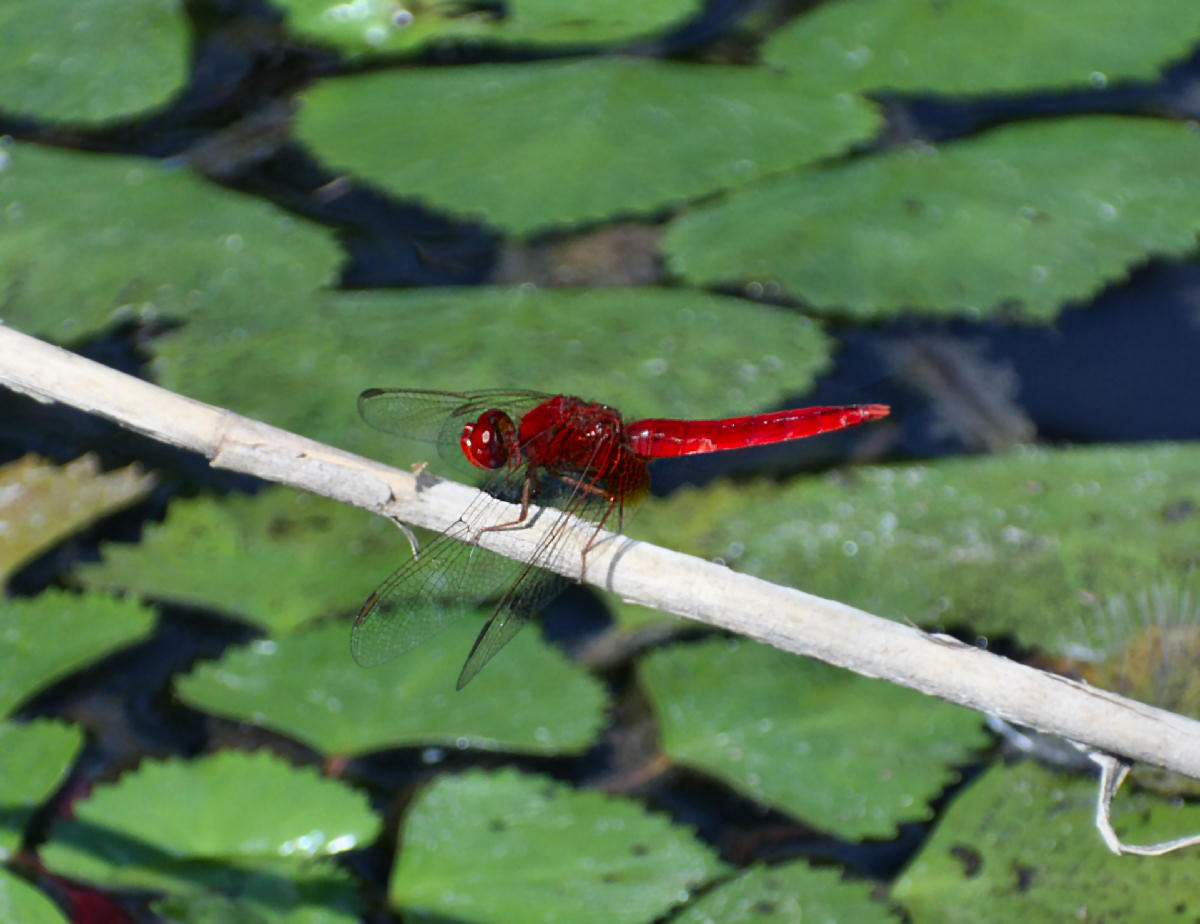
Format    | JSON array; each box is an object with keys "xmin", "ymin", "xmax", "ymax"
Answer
[
  {"xmin": 295, "ymin": 59, "xmax": 879, "ymax": 235},
  {"xmin": 764, "ymin": 0, "xmax": 1200, "ymax": 95},
  {"xmin": 0, "ymin": 868, "xmax": 68, "ymax": 924},
  {"xmin": 152, "ymin": 888, "xmax": 358, "ymax": 924},
  {"xmin": 893, "ymin": 761, "xmax": 1200, "ymax": 921},
  {"xmin": 0, "ymin": 455, "xmax": 155, "ymax": 584},
  {"xmin": 152, "ymin": 286, "xmax": 839, "ymax": 456},
  {"xmin": 0, "ymin": 0, "xmax": 188, "ymax": 124},
  {"xmin": 0, "ymin": 591, "xmax": 156, "ymax": 717},
  {"xmin": 0, "ymin": 721, "xmax": 84, "ymax": 860},
  {"xmin": 176, "ymin": 619, "xmax": 607, "ymax": 756},
  {"xmin": 75, "ymin": 489, "xmax": 402, "ymax": 635},
  {"xmin": 631, "ymin": 443, "xmax": 1200, "ymax": 651},
  {"xmin": 278, "ymin": 0, "xmax": 700, "ymax": 55},
  {"xmin": 391, "ymin": 767, "xmax": 726, "ymax": 921},
  {"xmin": 665, "ymin": 116, "xmax": 1200, "ymax": 320},
  {"xmin": 641, "ymin": 638, "xmax": 987, "ymax": 840},
  {"xmin": 40, "ymin": 750, "xmax": 373, "ymax": 918},
  {"xmin": 670, "ymin": 861, "xmax": 897, "ymax": 923},
  {"xmin": 0, "ymin": 141, "xmax": 340, "ymax": 342}
]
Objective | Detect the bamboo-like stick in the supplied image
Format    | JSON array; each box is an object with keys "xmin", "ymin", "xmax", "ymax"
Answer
[{"xmin": 3, "ymin": 323, "xmax": 1200, "ymax": 781}]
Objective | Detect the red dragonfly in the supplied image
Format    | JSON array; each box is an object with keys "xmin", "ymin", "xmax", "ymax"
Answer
[{"xmin": 354, "ymin": 388, "xmax": 889, "ymax": 688}]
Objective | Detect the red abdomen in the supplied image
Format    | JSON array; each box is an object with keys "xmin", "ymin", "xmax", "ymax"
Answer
[{"xmin": 626, "ymin": 405, "xmax": 890, "ymax": 458}]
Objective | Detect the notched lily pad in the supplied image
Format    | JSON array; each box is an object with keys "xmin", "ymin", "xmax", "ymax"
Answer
[
  {"xmin": 0, "ymin": 140, "xmax": 340, "ymax": 341},
  {"xmin": 152, "ymin": 887, "xmax": 358, "ymax": 924},
  {"xmin": 75, "ymin": 489, "xmax": 401, "ymax": 635},
  {"xmin": 40, "ymin": 749, "xmax": 373, "ymax": 918},
  {"xmin": 632, "ymin": 443, "xmax": 1200, "ymax": 651},
  {"xmin": 764, "ymin": 0, "xmax": 1200, "ymax": 96},
  {"xmin": 0, "ymin": 720, "xmax": 84, "ymax": 860},
  {"xmin": 152, "ymin": 286, "xmax": 839, "ymax": 456},
  {"xmin": 176, "ymin": 619, "xmax": 607, "ymax": 756},
  {"xmin": 893, "ymin": 761, "xmax": 1200, "ymax": 921},
  {"xmin": 641, "ymin": 638, "xmax": 987, "ymax": 840},
  {"xmin": 0, "ymin": 454, "xmax": 155, "ymax": 584},
  {"xmin": 0, "ymin": 591, "xmax": 156, "ymax": 717},
  {"xmin": 0, "ymin": 0, "xmax": 189, "ymax": 124},
  {"xmin": 670, "ymin": 860, "xmax": 897, "ymax": 923},
  {"xmin": 295, "ymin": 59, "xmax": 879, "ymax": 234},
  {"xmin": 665, "ymin": 116, "xmax": 1200, "ymax": 321},
  {"xmin": 391, "ymin": 767, "xmax": 726, "ymax": 922}
]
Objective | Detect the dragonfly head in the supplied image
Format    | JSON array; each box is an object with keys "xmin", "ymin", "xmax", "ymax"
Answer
[{"xmin": 460, "ymin": 409, "xmax": 516, "ymax": 469}]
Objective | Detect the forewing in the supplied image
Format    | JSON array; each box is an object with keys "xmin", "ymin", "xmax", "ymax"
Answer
[
  {"xmin": 358, "ymin": 388, "xmax": 553, "ymax": 460},
  {"xmin": 453, "ymin": 467, "xmax": 624, "ymax": 688}
]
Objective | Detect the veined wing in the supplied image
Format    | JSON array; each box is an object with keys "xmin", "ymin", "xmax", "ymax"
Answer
[
  {"xmin": 354, "ymin": 455, "xmax": 624, "ymax": 686},
  {"xmin": 358, "ymin": 388, "xmax": 554, "ymax": 449},
  {"xmin": 351, "ymin": 485, "xmax": 537, "ymax": 668},
  {"xmin": 452, "ymin": 546, "xmax": 572, "ymax": 691},
  {"xmin": 451, "ymin": 453, "xmax": 632, "ymax": 689}
]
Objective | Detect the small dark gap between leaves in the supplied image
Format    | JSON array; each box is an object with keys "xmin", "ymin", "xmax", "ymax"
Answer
[
  {"xmin": 25, "ymin": 865, "xmax": 153, "ymax": 924},
  {"xmin": 15, "ymin": 604, "xmax": 260, "ymax": 755}
]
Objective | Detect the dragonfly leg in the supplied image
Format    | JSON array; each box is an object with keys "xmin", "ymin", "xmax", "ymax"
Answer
[
  {"xmin": 578, "ymin": 497, "xmax": 621, "ymax": 584},
  {"xmin": 470, "ymin": 475, "xmax": 534, "ymax": 542},
  {"xmin": 549, "ymin": 472, "xmax": 623, "ymax": 583}
]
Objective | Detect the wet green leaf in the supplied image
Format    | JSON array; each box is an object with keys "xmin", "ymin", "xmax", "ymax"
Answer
[
  {"xmin": 0, "ymin": 455, "xmax": 154, "ymax": 584},
  {"xmin": 75, "ymin": 489, "xmax": 400, "ymax": 635},
  {"xmin": 296, "ymin": 59, "xmax": 879, "ymax": 234},
  {"xmin": 642, "ymin": 638, "xmax": 987, "ymax": 840},
  {"xmin": 153, "ymin": 888, "xmax": 358, "ymax": 924},
  {"xmin": 391, "ymin": 768, "xmax": 726, "ymax": 921},
  {"xmin": 279, "ymin": 0, "xmax": 700, "ymax": 55},
  {"xmin": 0, "ymin": 0, "xmax": 188, "ymax": 124},
  {"xmin": 632, "ymin": 443, "xmax": 1200, "ymax": 651},
  {"xmin": 665, "ymin": 117, "xmax": 1200, "ymax": 321},
  {"xmin": 0, "ymin": 868, "xmax": 67, "ymax": 924},
  {"xmin": 0, "ymin": 721, "xmax": 83, "ymax": 860},
  {"xmin": 40, "ymin": 750, "xmax": 372, "ymax": 918},
  {"xmin": 893, "ymin": 761, "xmax": 1200, "ymax": 921},
  {"xmin": 0, "ymin": 141, "xmax": 340, "ymax": 342},
  {"xmin": 0, "ymin": 591, "xmax": 156, "ymax": 717},
  {"xmin": 764, "ymin": 0, "xmax": 1200, "ymax": 95},
  {"xmin": 152, "ymin": 287, "xmax": 838, "ymax": 455},
  {"xmin": 670, "ymin": 860, "xmax": 897, "ymax": 923},
  {"xmin": 177, "ymin": 619, "xmax": 607, "ymax": 756}
]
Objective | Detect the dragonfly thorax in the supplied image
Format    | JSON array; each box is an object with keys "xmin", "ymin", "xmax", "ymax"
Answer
[
  {"xmin": 460, "ymin": 409, "xmax": 518, "ymax": 469},
  {"xmin": 513, "ymin": 396, "xmax": 641, "ymax": 492}
]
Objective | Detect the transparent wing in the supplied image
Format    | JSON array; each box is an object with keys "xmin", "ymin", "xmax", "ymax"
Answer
[
  {"xmin": 353, "ymin": 453, "xmax": 633, "ymax": 685},
  {"xmin": 454, "ymin": 558, "xmax": 570, "ymax": 690},
  {"xmin": 451, "ymin": 455, "xmax": 640, "ymax": 688},
  {"xmin": 351, "ymin": 488, "xmax": 531, "ymax": 668},
  {"xmin": 358, "ymin": 388, "xmax": 553, "ymax": 451}
]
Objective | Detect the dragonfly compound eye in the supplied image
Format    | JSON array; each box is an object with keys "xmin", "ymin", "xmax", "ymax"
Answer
[{"xmin": 460, "ymin": 409, "xmax": 513, "ymax": 469}]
